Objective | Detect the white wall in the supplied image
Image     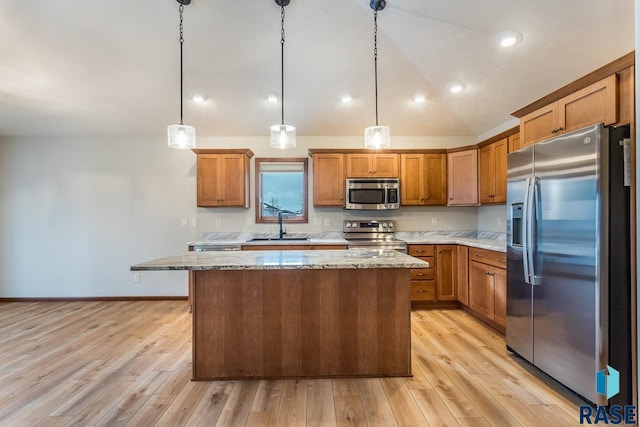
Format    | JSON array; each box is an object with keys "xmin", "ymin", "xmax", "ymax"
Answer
[
  {"xmin": 477, "ymin": 205, "xmax": 507, "ymax": 233},
  {"xmin": 0, "ymin": 134, "xmax": 477, "ymax": 298}
]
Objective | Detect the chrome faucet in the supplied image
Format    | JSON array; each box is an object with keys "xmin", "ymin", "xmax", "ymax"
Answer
[{"xmin": 278, "ymin": 211, "xmax": 286, "ymax": 239}]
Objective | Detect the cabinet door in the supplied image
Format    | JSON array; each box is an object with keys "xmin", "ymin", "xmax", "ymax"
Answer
[
  {"xmin": 313, "ymin": 153, "xmax": 345, "ymax": 206},
  {"xmin": 197, "ymin": 155, "xmax": 222, "ymax": 206},
  {"xmin": 400, "ymin": 154, "xmax": 424, "ymax": 205},
  {"xmin": 493, "ymin": 139, "xmax": 507, "ymax": 203},
  {"xmin": 519, "ymin": 103, "xmax": 558, "ymax": 147},
  {"xmin": 219, "ymin": 154, "xmax": 249, "ymax": 207},
  {"xmin": 468, "ymin": 261, "xmax": 491, "ymax": 318},
  {"xmin": 478, "ymin": 144, "xmax": 495, "ymax": 204},
  {"xmin": 456, "ymin": 245, "xmax": 469, "ymax": 305},
  {"xmin": 372, "ymin": 153, "xmax": 399, "ymax": 177},
  {"xmin": 436, "ymin": 245, "xmax": 457, "ymax": 301},
  {"xmin": 508, "ymin": 132, "xmax": 521, "ymax": 153},
  {"xmin": 345, "ymin": 154, "xmax": 373, "ymax": 177},
  {"xmin": 423, "ymin": 154, "xmax": 447, "ymax": 205},
  {"xmin": 447, "ymin": 150, "xmax": 478, "ymax": 206},
  {"xmin": 559, "ymin": 74, "xmax": 618, "ymax": 133},
  {"xmin": 492, "ymin": 267, "xmax": 507, "ymax": 327}
]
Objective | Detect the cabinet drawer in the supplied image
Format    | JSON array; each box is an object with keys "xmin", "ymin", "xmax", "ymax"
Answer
[
  {"xmin": 411, "ymin": 269, "xmax": 435, "ymax": 281},
  {"xmin": 411, "ymin": 281, "xmax": 436, "ymax": 301},
  {"xmin": 468, "ymin": 248, "xmax": 507, "ymax": 269},
  {"xmin": 408, "ymin": 245, "xmax": 435, "ymax": 257}
]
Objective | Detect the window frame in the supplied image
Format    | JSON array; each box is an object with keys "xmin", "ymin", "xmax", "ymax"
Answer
[{"xmin": 254, "ymin": 157, "xmax": 308, "ymax": 224}]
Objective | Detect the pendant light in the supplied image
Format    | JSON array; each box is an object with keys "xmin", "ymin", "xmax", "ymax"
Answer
[
  {"xmin": 364, "ymin": 0, "xmax": 390, "ymax": 149},
  {"xmin": 270, "ymin": 0, "xmax": 296, "ymax": 149},
  {"xmin": 167, "ymin": 0, "xmax": 196, "ymax": 149}
]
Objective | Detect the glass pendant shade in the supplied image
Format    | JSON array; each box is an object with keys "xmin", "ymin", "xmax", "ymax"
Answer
[
  {"xmin": 270, "ymin": 124, "xmax": 296, "ymax": 149},
  {"xmin": 168, "ymin": 124, "xmax": 196, "ymax": 149},
  {"xmin": 364, "ymin": 125, "xmax": 390, "ymax": 149}
]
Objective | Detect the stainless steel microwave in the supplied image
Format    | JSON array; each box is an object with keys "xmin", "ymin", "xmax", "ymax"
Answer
[{"xmin": 345, "ymin": 178, "xmax": 400, "ymax": 210}]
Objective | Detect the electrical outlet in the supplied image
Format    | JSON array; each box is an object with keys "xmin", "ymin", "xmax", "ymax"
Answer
[
  {"xmin": 215, "ymin": 218, "xmax": 223, "ymax": 227},
  {"xmin": 133, "ymin": 273, "xmax": 141, "ymax": 283},
  {"xmin": 190, "ymin": 218, "xmax": 197, "ymax": 228},
  {"xmin": 314, "ymin": 218, "xmax": 322, "ymax": 226},
  {"xmin": 497, "ymin": 217, "xmax": 502, "ymax": 226},
  {"xmin": 431, "ymin": 217, "xmax": 438, "ymax": 225},
  {"xmin": 181, "ymin": 218, "xmax": 188, "ymax": 227},
  {"xmin": 247, "ymin": 217, "xmax": 254, "ymax": 226},
  {"xmin": 323, "ymin": 218, "xmax": 331, "ymax": 227}
]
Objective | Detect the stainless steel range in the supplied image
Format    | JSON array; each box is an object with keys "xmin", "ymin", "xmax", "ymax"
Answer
[{"xmin": 342, "ymin": 220, "xmax": 407, "ymax": 253}]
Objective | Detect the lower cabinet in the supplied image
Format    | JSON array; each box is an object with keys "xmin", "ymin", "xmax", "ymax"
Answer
[
  {"xmin": 408, "ymin": 244, "xmax": 457, "ymax": 304},
  {"xmin": 467, "ymin": 248, "xmax": 507, "ymax": 329}
]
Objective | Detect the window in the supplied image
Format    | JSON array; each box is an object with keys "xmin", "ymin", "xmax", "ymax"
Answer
[{"xmin": 255, "ymin": 158, "xmax": 308, "ymax": 224}]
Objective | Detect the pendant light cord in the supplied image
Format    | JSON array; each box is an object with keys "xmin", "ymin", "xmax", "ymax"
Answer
[
  {"xmin": 179, "ymin": 4, "xmax": 185, "ymax": 126},
  {"xmin": 280, "ymin": 6, "xmax": 285, "ymax": 126},
  {"xmin": 373, "ymin": 11, "xmax": 379, "ymax": 126}
]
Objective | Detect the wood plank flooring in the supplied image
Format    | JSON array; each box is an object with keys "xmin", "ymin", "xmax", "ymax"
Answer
[{"xmin": 0, "ymin": 301, "xmax": 585, "ymax": 426}]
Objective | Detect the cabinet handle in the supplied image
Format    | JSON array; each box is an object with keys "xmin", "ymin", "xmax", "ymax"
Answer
[
  {"xmin": 449, "ymin": 197, "xmax": 453, "ymax": 200},
  {"xmin": 475, "ymin": 254, "xmax": 483, "ymax": 258},
  {"xmin": 417, "ymin": 273, "xmax": 425, "ymax": 276},
  {"xmin": 499, "ymin": 259, "xmax": 506, "ymax": 264},
  {"xmin": 558, "ymin": 127, "xmax": 564, "ymax": 131},
  {"xmin": 417, "ymin": 289, "xmax": 425, "ymax": 293}
]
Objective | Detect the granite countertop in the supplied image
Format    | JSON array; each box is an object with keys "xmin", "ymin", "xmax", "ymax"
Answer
[
  {"xmin": 131, "ymin": 249, "xmax": 430, "ymax": 271},
  {"xmin": 187, "ymin": 231, "xmax": 506, "ymax": 253}
]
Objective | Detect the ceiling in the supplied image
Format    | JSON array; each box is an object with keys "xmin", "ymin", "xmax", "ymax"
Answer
[{"xmin": 0, "ymin": 0, "xmax": 634, "ymax": 139}]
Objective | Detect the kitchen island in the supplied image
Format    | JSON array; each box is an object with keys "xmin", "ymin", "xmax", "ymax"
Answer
[{"xmin": 131, "ymin": 249, "xmax": 428, "ymax": 380}]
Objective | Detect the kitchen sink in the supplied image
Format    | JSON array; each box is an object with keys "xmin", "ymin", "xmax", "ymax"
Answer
[{"xmin": 247, "ymin": 237, "xmax": 310, "ymax": 242}]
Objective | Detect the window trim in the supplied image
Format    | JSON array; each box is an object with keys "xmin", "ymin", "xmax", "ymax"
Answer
[{"xmin": 255, "ymin": 157, "xmax": 308, "ymax": 224}]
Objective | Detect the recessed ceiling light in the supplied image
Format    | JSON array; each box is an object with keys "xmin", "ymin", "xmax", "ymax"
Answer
[
  {"xmin": 448, "ymin": 83, "xmax": 464, "ymax": 93},
  {"xmin": 268, "ymin": 93, "xmax": 280, "ymax": 103},
  {"xmin": 340, "ymin": 94, "xmax": 353, "ymax": 103},
  {"xmin": 412, "ymin": 93, "xmax": 426, "ymax": 103},
  {"xmin": 498, "ymin": 31, "xmax": 522, "ymax": 48},
  {"xmin": 192, "ymin": 93, "xmax": 206, "ymax": 103}
]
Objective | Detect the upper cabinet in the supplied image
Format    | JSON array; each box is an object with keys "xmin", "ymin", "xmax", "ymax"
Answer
[
  {"xmin": 312, "ymin": 153, "xmax": 344, "ymax": 207},
  {"xmin": 508, "ymin": 132, "xmax": 521, "ymax": 153},
  {"xmin": 479, "ymin": 138, "xmax": 507, "ymax": 204},
  {"xmin": 192, "ymin": 149, "xmax": 254, "ymax": 208},
  {"xmin": 345, "ymin": 153, "xmax": 399, "ymax": 178},
  {"xmin": 447, "ymin": 149, "xmax": 478, "ymax": 206},
  {"xmin": 400, "ymin": 153, "xmax": 447, "ymax": 206},
  {"xmin": 519, "ymin": 73, "xmax": 619, "ymax": 147}
]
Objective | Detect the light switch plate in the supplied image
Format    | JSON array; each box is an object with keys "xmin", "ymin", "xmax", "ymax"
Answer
[
  {"xmin": 215, "ymin": 218, "xmax": 222, "ymax": 227},
  {"xmin": 431, "ymin": 217, "xmax": 438, "ymax": 225},
  {"xmin": 314, "ymin": 218, "xmax": 322, "ymax": 226},
  {"xmin": 181, "ymin": 218, "xmax": 188, "ymax": 227},
  {"xmin": 323, "ymin": 218, "xmax": 331, "ymax": 226},
  {"xmin": 190, "ymin": 218, "xmax": 197, "ymax": 228}
]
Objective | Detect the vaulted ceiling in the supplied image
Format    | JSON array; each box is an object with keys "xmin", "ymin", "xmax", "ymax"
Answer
[{"xmin": 0, "ymin": 0, "xmax": 634, "ymax": 138}]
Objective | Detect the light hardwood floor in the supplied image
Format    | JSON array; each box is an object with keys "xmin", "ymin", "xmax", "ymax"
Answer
[{"xmin": 0, "ymin": 301, "xmax": 585, "ymax": 426}]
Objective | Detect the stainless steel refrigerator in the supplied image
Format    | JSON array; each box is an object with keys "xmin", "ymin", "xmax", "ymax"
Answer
[{"xmin": 506, "ymin": 124, "xmax": 631, "ymax": 406}]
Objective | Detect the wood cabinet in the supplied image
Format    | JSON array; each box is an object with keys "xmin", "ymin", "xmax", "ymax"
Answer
[
  {"xmin": 400, "ymin": 153, "xmax": 447, "ymax": 206},
  {"xmin": 456, "ymin": 245, "xmax": 469, "ymax": 305},
  {"xmin": 192, "ymin": 149, "xmax": 254, "ymax": 208},
  {"xmin": 436, "ymin": 245, "xmax": 457, "ymax": 301},
  {"xmin": 312, "ymin": 153, "xmax": 344, "ymax": 206},
  {"xmin": 479, "ymin": 138, "xmax": 507, "ymax": 204},
  {"xmin": 520, "ymin": 74, "xmax": 618, "ymax": 147},
  {"xmin": 408, "ymin": 245, "xmax": 436, "ymax": 302},
  {"xmin": 345, "ymin": 153, "xmax": 399, "ymax": 177},
  {"xmin": 508, "ymin": 132, "xmax": 521, "ymax": 153},
  {"xmin": 468, "ymin": 248, "xmax": 507, "ymax": 329},
  {"xmin": 408, "ymin": 244, "xmax": 457, "ymax": 303},
  {"xmin": 447, "ymin": 149, "xmax": 478, "ymax": 206}
]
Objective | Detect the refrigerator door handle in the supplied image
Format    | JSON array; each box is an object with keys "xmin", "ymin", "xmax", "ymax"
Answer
[
  {"xmin": 522, "ymin": 177, "xmax": 532, "ymax": 284},
  {"xmin": 530, "ymin": 177, "xmax": 541, "ymax": 286}
]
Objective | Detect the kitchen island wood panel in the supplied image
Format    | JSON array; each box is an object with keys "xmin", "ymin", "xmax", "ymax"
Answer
[{"xmin": 191, "ymin": 268, "xmax": 411, "ymax": 380}]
